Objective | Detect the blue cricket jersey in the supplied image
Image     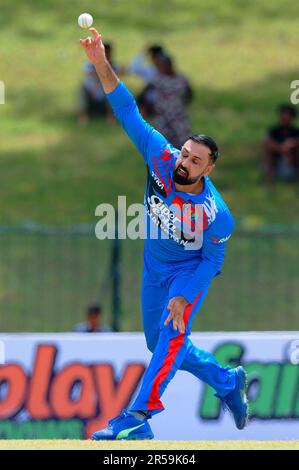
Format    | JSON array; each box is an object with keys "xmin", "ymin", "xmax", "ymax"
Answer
[{"xmin": 107, "ymin": 82, "xmax": 235, "ymax": 304}]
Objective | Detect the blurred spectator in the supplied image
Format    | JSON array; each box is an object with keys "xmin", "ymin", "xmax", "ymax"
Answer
[
  {"xmin": 79, "ymin": 43, "xmax": 122, "ymax": 124},
  {"xmin": 129, "ymin": 45, "xmax": 166, "ymax": 117},
  {"xmin": 263, "ymin": 104, "xmax": 299, "ymax": 185},
  {"xmin": 148, "ymin": 53, "xmax": 193, "ymax": 148},
  {"xmin": 129, "ymin": 45, "xmax": 165, "ymax": 82},
  {"xmin": 73, "ymin": 304, "xmax": 111, "ymax": 333}
]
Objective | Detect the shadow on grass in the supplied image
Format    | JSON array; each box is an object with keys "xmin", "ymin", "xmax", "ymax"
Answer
[{"xmin": 4, "ymin": 67, "xmax": 298, "ymax": 220}]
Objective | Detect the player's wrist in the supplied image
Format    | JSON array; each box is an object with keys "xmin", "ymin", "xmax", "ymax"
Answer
[
  {"xmin": 94, "ymin": 57, "xmax": 109, "ymax": 69},
  {"xmin": 177, "ymin": 295, "xmax": 189, "ymax": 305}
]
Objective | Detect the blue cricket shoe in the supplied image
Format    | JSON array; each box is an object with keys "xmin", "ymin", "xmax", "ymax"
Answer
[
  {"xmin": 220, "ymin": 366, "xmax": 249, "ymax": 430},
  {"xmin": 92, "ymin": 409, "xmax": 154, "ymax": 440}
]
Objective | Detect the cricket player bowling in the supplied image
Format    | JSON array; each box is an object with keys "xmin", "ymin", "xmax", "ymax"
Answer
[{"xmin": 80, "ymin": 28, "xmax": 249, "ymax": 440}]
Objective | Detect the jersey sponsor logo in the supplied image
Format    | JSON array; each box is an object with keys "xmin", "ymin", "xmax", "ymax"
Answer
[
  {"xmin": 146, "ymin": 194, "xmax": 203, "ymax": 249},
  {"xmin": 211, "ymin": 234, "xmax": 231, "ymax": 244},
  {"xmin": 146, "ymin": 194, "xmax": 180, "ymax": 231},
  {"xmin": 151, "ymin": 170, "xmax": 165, "ymax": 190}
]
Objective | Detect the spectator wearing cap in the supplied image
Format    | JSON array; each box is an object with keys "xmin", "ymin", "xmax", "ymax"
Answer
[
  {"xmin": 263, "ymin": 104, "xmax": 299, "ymax": 185},
  {"xmin": 73, "ymin": 304, "xmax": 111, "ymax": 333}
]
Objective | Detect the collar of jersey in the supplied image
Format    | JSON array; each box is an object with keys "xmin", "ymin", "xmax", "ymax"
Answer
[{"xmin": 172, "ymin": 175, "xmax": 208, "ymax": 203}]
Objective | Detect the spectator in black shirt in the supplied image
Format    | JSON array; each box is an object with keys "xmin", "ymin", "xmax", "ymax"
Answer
[{"xmin": 263, "ymin": 104, "xmax": 299, "ymax": 185}]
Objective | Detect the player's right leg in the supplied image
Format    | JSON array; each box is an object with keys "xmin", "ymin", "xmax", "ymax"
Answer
[{"xmin": 92, "ymin": 252, "xmax": 166, "ymax": 441}]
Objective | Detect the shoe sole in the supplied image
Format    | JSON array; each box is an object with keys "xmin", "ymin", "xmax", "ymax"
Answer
[
  {"xmin": 116, "ymin": 434, "xmax": 154, "ymax": 440},
  {"xmin": 92, "ymin": 432, "xmax": 154, "ymax": 441},
  {"xmin": 235, "ymin": 367, "xmax": 249, "ymax": 430}
]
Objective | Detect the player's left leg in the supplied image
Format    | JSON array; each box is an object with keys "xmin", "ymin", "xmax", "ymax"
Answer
[
  {"xmin": 128, "ymin": 284, "xmax": 209, "ymax": 416},
  {"xmin": 140, "ymin": 261, "xmax": 236, "ymax": 399},
  {"xmin": 130, "ymin": 269, "xmax": 248, "ymax": 429},
  {"xmin": 181, "ymin": 339, "xmax": 248, "ymax": 429},
  {"xmin": 92, "ymin": 263, "xmax": 248, "ymax": 440},
  {"xmin": 170, "ymin": 271, "xmax": 248, "ymax": 430},
  {"xmin": 142, "ymin": 276, "xmax": 236, "ymax": 398}
]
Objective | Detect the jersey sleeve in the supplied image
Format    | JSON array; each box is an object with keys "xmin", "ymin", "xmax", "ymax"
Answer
[
  {"xmin": 106, "ymin": 81, "xmax": 168, "ymax": 162},
  {"xmin": 180, "ymin": 210, "xmax": 235, "ymax": 304}
]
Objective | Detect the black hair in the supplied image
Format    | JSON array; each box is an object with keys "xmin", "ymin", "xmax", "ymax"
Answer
[
  {"xmin": 188, "ymin": 134, "xmax": 219, "ymax": 162},
  {"xmin": 87, "ymin": 304, "xmax": 102, "ymax": 315},
  {"xmin": 156, "ymin": 53, "xmax": 175, "ymax": 76},
  {"xmin": 148, "ymin": 45, "xmax": 164, "ymax": 57},
  {"xmin": 278, "ymin": 104, "xmax": 297, "ymax": 118}
]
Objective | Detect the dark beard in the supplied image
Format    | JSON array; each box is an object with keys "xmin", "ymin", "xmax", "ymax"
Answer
[{"xmin": 173, "ymin": 165, "xmax": 199, "ymax": 185}]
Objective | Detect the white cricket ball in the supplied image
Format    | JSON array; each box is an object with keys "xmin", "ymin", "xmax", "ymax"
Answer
[{"xmin": 78, "ymin": 13, "xmax": 93, "ymax": 29}]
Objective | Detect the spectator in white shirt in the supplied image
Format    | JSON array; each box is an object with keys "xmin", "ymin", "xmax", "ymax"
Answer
[{"xmin": 73, "ymin": 304, "xmax": 111, "ymax": 333}]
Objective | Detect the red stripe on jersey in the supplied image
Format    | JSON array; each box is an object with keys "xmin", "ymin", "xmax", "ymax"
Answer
[{"xmin": 147, "ymin": 292, "xmax": 202, "ymax": 411}]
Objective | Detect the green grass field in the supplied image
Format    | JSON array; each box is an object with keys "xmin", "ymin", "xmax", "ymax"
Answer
[
  {"xmin": 1, "ymin": 0, "xmax": 299, "ymax": 331},
  {"xmin": 0, "ymin": 440, "xmax": 299, "ymax": 450},
  {"xmin": 1, "ymin": 0, "xmax": 299, "ymax": 225}
]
